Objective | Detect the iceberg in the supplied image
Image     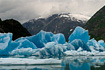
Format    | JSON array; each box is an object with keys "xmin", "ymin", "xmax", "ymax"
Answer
[
  {"xmin": 71, "ymin": 39, "xmax": 91, "ymax": 51},
  {"xmin": 63, "ymin": 43, "xmax": 75, "ymax": 50},
  {"xmin": 9, "ymin": 39, "xmax": 38, "ymax": 55},
  {"xmin": 52, "ymin": 34, "xmax": 66, "ymax": 44},
  {"xmin": 98, "ymin": 40, "xmax": 105, "ymax": 48},
  {"xmin": 33, "ymin": 42, "xmax": 67, "ymax": 58},
  {"xmin": 87, "ymin": 39, "xmax": 105, "ymax": 52},
  {"xmin": 16, "ymin": 30, "xmax": 66, "ymax": 48},
  {"xmin": 14, "ymin": 39, "xmax": 37, "ymax": 49},
  {"xmin": 0, "ymin": 33, "xmax": 13, "ymax": 55},
  {"xmin": 0, "ymin": 26, "xmax": 105, "ymax": 57},
  {"xmin": 0, "ymin": 58, "xmax": 61, "ymax": 65},
  {"xmin": 10, "ymin": 48, "xmax": 39, "ymax": 55},
  {"xmin": 0, "ymin": 33, "xmax": 12, "ymax": 50},
  {"xmin": 69, "ymin": 26, "xmax": 90, "ymax": 43}
]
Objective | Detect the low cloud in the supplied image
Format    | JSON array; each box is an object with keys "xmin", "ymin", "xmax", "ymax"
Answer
[{"xmin": 0, "ymin": 0, "xmax": 105, "ymax": 23}]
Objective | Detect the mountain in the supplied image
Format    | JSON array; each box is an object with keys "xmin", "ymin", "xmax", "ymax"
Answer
[
  {"xmin": 0, "ymin": 19, "xmax": 31, "ymax": 40},
  {"xmin": 85, "ymin": 6, "xmax": 105, "ymax": 41},
  {"xmin": 23, "ymin": 13, "xmax": 90, "ymax": 41}
]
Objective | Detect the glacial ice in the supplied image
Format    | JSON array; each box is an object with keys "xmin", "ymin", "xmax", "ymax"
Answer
[
  {"xmin": 14, "ymin": 39, "xmax": 37, "ymax": 49},
  {"xmin": 0, "ymin": 58, "xmax": 61, "ymax": 65},
  {"xmin": 87, "ymin": 39, "xmax": 105, "ymax": 52},
  {"xmin": 15, "ymin": 30, "xmax": 66, "ymax": 48},
  {"xmin": 69, "ymin": 26, "xmax": 90, "ymax": 43},
  {"xmin": 33, "ymin": 42, "xmax": 67, "ymax": 58},
  {"xmin": 0, "ymin": 33, "xmax": 13, "ymax": 55},
  {"xmin": 0, "ymin": 26, "xmax": 105, "ymax": 57},
  {"xmin": 98, "ymin": 40, "xmax": 105, "ymax": 48},
  {"xmin": 0, "ymin": 33, "xmax": 12, "ymax": 50},
  {"xmin": 10, "ymin": 48, "xmax": 39, "ymax": 55},
  {"xmin": 71, "ymin": 39, "xmax": 91, "ymax": 51}
]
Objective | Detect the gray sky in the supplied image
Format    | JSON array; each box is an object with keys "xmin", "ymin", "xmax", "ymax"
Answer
[{"xmin": 0, "ymin": 0, "xmax": 105, "ymax": 23}]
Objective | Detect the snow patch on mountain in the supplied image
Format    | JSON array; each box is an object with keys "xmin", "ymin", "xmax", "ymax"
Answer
[{"xmin": 60, "ymin": 13, "xmax": 90, "ymax": 22}]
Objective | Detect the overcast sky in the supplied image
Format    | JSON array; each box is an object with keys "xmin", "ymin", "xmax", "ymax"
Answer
[{"xmin": 0, "ymin": 0, "xmax": 105, "ymax": 23}]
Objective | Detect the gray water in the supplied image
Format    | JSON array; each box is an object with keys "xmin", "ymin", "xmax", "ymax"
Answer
[{"xmin": 0, "ymin": 56, "xmax": 105, "ymax": 70}]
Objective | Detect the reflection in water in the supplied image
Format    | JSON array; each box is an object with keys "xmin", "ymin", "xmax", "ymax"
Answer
[
  {"xmin": 62, "ymin": 56, "xmax": 105, "ymax": 70},
  {"xmin": 69, "ymin": 63, "xmax": 90, "ymax": 70},
  {"xmin": 64, "ymin": 63, "xmax": 70, "ymax": 70},
  {"xmin": 91, "ymin": 63, "xmax": 105, "ymax": 70},
  {"xmin": 1, "ymin": 56, "xmax": 105, "ymax": 70}
]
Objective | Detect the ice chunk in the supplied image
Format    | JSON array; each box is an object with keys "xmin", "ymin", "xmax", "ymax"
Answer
[
  {"xmin": 77, "ymin": 47, "xmax": 83, "ymax": 52},
  {"xmin": 71, "ymin": 39, "xmax": 91, "ymax": 51},
  {"xmin": 1, "ymin": 38, "xmax": 37, "ymax": 55},
  {"xmin": 10, "ymin": 48, "xmax": 39, "ymax": 55},
  {"xmin": 63, "ymin": 43, "xmax": 75, "ymax": 50},
  {"xmin": 0, "ymin": 58, "xmax": 61, "ymax": 65},
  {"xmin": 16, "ymin": 30, "xmax": 65, "ymax": 48},
  {"xmin": 9, "ymin": 39, "xmax": 38, "ymax": 55},
  {"xmin": 52, "ymin": 33, "xmax": 65, "ymax": 44},
  {"xmin": 98, "ymin": 40, "xmax": 105, "ymax": 48},
  {"xmin": 69, "ymin": 26, "xmax": 90, "ymax": 43},
  {"xmin": 33, "ymin": 42, "xmax": 67, "ymax": 58},
  {"xmin": 44, "ymin": 42, "xmax": 57, "ymax": 48},
  {"xmin": 14, "ymin": 39, "xmax": 37, "ymax": 49},
  {"xmin": 0, "ymin": 33, "xmax": 13, "ymax": 55},
  {"xmin": 0, "ymin": 33, "xmax": 12, "ymax": 50},
  {"xmin": 87, "ymin": 39, "xmax": 104, "ymax": 52}
]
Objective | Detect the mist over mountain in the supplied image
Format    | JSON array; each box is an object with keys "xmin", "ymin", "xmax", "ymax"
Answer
[
  {"xmin": 23, "ymin": 13, "xmax": 89, "ymax": 41},
  {"xmin": 0, "ymin": 0, "xmax": 104, "ymax": 23}
]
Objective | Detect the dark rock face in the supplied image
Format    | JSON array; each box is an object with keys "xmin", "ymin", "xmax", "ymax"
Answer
[
  {"xmin": 23, "ymin": 13, "xmax": 88, "ymax": 41},
  {"xmin": 0, "ymin": 19, "xmax": 31, "ymax": 40},
  {"xmin": 85, "ymin": 6, "xmax": 105, "ymax": 41}
]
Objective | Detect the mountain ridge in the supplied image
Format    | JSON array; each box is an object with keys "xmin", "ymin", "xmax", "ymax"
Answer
[
  {"xmin": 23, "ymin": 13, "xmax": 89, "ymax": 41},
  {"xmin": 85, "ymin": 6, "xmax": 105, "ymax": 41},
  {"xmin": 0, "ymin": 19, "xmax": 31, "ymax": 40}
]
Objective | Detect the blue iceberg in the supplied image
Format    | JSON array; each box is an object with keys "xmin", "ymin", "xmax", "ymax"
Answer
[
  {"xmin": 69, "ymin": 26, "xmax": 90, "ymax": 43},
  {"xmin": 64, "ymin": 43, "xmax": 75, "ymax": 50},
  {"xmin": 10, "ymin": 48, "xmax": 39, "ymax": 55},
  {"xmin": 0, "ymin": 26, "xmax": 105, "ymax": 57},
  {"xmin": 87, "ymin": 39, "xmax": 105, "ymax": 52},
  {"xmin": 9, "ymin": 39, "xmax": 38, "ymax": 55},
  {"xmin": 33, "ymin": 42, "xmax": 67, "ymax": 58},
  {"xmin": 0, "ymin": 33, "xmax": 12, "ymax": 50},
  {"xmin": 71, "ymin": 39, "xmax": 91, "ymax": 51},
  {"xmin": 0, "ymin": 33, "xmax": 13, "ymax": 55},
  {"xmin": 98, "ymin": 40, "xmax": 105, "ymax": 48},
  {"xmin": 15, "ymin": 30, "xmax": 66, "ymax": 48},
  {"xmin": 14, "ymin": 39, "xmax": 37, "ymax": 49}
]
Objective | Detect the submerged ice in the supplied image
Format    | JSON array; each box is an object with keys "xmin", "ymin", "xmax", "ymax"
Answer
[{"xmin": 0, "ymin": 26, "xmax": 105, "ymax": 57}]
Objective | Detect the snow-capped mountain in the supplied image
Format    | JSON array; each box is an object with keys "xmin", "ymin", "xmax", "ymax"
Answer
[
  {"xmin": 23, "ymin": 13, "xmax": 90, "ymax": 41},
  {"xmin": 60, "ymin": 13, "xmax": 90, "ymax": 23}
]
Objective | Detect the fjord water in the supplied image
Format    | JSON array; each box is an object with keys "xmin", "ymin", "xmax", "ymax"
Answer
[{"xmin": 1, "ymin": 56, "xmax": 105, "ymax": 70}]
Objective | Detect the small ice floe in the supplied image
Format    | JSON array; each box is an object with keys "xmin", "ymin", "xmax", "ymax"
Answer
[{"xmin": 0, "ymin": 58, "xmax": 61, "ymax": 65}]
